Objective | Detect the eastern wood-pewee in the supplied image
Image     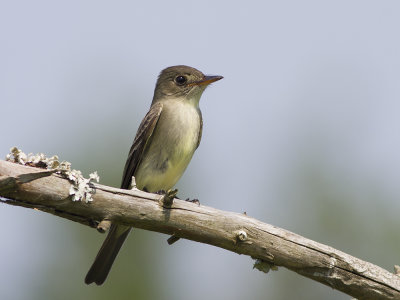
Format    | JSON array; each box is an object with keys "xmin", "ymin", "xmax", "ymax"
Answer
[{"xmin": 85, "ymin": 65, "xmax": 223, "ymax": 285}]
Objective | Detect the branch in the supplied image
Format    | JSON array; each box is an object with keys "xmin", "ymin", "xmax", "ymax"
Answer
[{"xmin": 0, "ymin": 160, "xmax": 399, "ymax": 299}]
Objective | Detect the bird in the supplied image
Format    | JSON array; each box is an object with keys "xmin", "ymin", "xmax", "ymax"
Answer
[{"xmin": 85, "ymin": 65, "xmax": 223, "ymax": 285}]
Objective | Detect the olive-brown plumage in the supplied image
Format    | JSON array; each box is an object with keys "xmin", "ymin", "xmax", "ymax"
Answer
[{"xmin": 85, "ymin": 65, "xmax": 222, "ymax": 285}]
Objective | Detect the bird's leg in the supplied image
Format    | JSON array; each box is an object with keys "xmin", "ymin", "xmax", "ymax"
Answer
[
  {"xmin": 155, "ymin": 189, "xmax": 199, "ymax": 245},
  {"xmin": 158, "ymin": 189, "xmax": 178, "ymax": 207},
  {"xmin": 156, "ymin": 189, "xmax": 199, "ymax": 205}
]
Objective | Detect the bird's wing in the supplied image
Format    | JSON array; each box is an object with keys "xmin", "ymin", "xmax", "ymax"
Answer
[
  {"xmin": 196, "ymin": 110, "xmax": 203, "ymax": 149},
  {"xmin": 120, "ymin": 102, "xmax": 163, "ymax": 189}
]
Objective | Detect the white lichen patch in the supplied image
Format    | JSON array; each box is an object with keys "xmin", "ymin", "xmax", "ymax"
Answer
[
  {"xmin": 68, "ymin": 170, "xmax": 99, "ymax": 202},
  {"xmin": 6, "ymin": 147, "xmax": 99, "ymax": 203}
]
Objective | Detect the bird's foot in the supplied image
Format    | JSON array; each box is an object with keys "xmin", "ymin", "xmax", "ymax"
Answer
[
  {"xmin": 159, "ymin": 189, "xmax": 178, "ymax": 207},
  {"xmin": 185, "ymin": 198, "xmax": 200, "ymax": 205}
]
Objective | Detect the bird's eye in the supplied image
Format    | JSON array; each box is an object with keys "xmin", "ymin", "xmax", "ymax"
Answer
[{"xmin": 175, "ymin": 75, "xmax": 187, "ymax": 85}]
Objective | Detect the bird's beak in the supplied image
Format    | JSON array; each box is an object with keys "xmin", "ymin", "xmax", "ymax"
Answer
[{"xmin": 189, "ymin": 75, "xmax": 223, "ymax": 87}]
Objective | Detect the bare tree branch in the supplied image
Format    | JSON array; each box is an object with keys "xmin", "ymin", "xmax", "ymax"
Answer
[{"xmin": 0, "ymin": 160, "xmax": 399, "ymax": 299}]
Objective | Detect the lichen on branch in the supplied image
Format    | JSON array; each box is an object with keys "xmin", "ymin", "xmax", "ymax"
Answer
[{"xmin": 5, "ymin": 147, "xmax": 99, "ymax": 202}]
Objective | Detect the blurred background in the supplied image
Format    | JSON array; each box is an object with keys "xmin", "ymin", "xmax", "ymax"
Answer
[{"xmin": 1, "ymin": 1, "xmax": 400, "ymax": 299}]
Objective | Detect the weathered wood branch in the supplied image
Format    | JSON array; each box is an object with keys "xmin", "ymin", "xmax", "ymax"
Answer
[{"xmin": 0, "ymin": 160, "xmax": 399, "ymax": 299}]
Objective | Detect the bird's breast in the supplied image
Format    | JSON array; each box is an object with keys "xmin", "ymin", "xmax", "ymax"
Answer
[{"xmin": 135, "ymin": 100, "xmax": 201, "ymax": 192}]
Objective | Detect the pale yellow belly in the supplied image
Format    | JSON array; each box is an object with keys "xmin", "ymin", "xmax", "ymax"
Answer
[{"xmin": 134, "ymin": 101, "xmax": 201, "ymax": 193}]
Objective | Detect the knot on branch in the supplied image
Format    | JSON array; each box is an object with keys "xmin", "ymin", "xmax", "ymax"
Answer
[
  {"xmin": 167, "ymin": 234, "xmax": 180, "ymax": 245},
  {"xmin": 97, "ymin": 219, "xmax": 111, "ymax": 233},
  {"xmin": 394, "ymin": 265, "xmax": 400, "ymax": 276},
  {"xmin": 253, "ymin": 259, "xmax": 278, "ymax": 274},
  {"xmin": 235, "ymin": 230, "xmax": 248, "ymax": 242}
]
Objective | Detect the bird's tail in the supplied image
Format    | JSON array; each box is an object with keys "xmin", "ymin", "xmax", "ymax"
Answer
[{"xmin": 85, "ymin": 224, "xmax": 131, "ymax": 285}]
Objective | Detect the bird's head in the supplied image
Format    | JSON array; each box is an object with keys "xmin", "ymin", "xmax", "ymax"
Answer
[{"xmin": 152, "ymin": 65, "xmax": 223, "ymax": 105}]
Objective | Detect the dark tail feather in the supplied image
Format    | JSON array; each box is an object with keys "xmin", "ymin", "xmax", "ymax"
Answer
[{"xmin": 85, "ymin": 224, "xmax": 131, "ymax": 285}]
